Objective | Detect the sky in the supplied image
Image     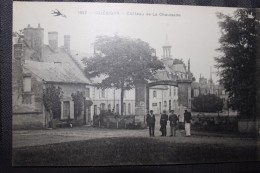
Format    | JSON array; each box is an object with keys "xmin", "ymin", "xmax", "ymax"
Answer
[{"xmin": 13, "ymin": 2, "xmax": 239, "ymax": 83}]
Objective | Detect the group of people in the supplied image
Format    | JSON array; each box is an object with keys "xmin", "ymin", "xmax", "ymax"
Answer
[{"xmin": 146, "ymin": 109, "xmax": 192, "ymax": 137}]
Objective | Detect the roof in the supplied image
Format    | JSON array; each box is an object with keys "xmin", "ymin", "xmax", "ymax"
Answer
[
  {"xmin": 22, "ymin": 44, "xmax": 91, "ymax": 84},
  {"xmin": 70, "ymin": 50, "xmax": 92, "ymax": 69},
  {"xmin": 23, "ymin": 60, "xmax": 91, "ymax": 83},
  {"xmin": 153, "ymin": 70, "xmax": 171, "ymax": 81},
  {"xmin": 161, "ymin": 58, "xmax": 187, "ymax": 74}
]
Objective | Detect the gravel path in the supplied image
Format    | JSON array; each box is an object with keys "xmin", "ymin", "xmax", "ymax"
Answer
[{"xmin": 13, "ymin": 126, "xmax": 257, "ymax": 148}]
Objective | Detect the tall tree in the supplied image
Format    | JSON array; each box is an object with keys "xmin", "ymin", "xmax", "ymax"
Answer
[
  {"xmin": 215, "ymin": 9, "xmax": 258, "ymax": 119},
  {"xmin": 84, "ymin": 35, "xmax": 164, "ymax": 116},
  {"xmin": 43, "ymin": 85, "xmax": 63, "ymax": 127}
]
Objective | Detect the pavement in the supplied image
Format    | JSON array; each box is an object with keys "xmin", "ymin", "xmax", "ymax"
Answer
[{"xmin": 13, "ymin": 125, "xmax": 258, "ymax": 148}]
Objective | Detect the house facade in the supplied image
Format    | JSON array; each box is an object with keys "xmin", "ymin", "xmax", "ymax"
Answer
[{"xmin": 12, "ymin": 24, "xmax": 93, "ymax": 129}]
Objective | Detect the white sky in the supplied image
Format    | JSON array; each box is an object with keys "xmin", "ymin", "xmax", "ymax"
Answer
[{"xmin": 13, "ymin": 2, "xmax": 239, "ymax": 83}]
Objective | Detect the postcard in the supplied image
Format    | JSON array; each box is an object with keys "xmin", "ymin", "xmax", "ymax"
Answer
[{"xmin": 12, "ymin": 1, "xmax": 258, "ymax": 166}]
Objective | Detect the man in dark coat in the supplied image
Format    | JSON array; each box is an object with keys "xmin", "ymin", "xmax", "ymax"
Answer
[
  {"xmin": 169, "ymin": 110, "xmax": 179, "ymax": 136},
  {"xmin": 160, "ymin": 110, "xmax": 168, "ymax": 136},
  {"xmin": 146, "ymin": 110, "xmax": 156, "ymax": 137},
  {"xmin": 184, "ymin": 109, "xmax": 192, "ymax": 136}
]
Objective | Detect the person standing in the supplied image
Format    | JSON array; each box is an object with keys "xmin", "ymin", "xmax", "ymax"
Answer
[
  {"xmin": 169, "ymin": 110, "xmax": 179, "ymax": 136},
  {"xmin": 160, "ymin": 110, "xmax": 168, "ymax": 136},
  {"xmin": 184, "ymin": 109, "xmax": 192, "ymax": 136},
  {"xmin": 146, "ymin": 110, "xmax": 156, "ymax": 137}
]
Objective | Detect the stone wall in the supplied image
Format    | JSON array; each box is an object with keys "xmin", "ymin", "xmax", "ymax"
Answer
[
  {"xmin": 177, "ymin": 80, "xmax": 192, "ymax": 109},
  {"xmin": 238, "ymin": 120, "xmax": 257, "ymax": 133},
  {"xmin": 13, "ymin": 112, "xmax": 45, "ymax": 130},
  {"xmin": 135, "ymin": 82, "xmax": 147, "ymax": 118}
]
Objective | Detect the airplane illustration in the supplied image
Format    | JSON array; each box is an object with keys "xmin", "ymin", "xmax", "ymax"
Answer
[{"xmin": 51, "ymin": 9, "xmax": 67, "ymax": 18}]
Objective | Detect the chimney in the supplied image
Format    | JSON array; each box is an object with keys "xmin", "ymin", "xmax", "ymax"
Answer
[
  {"xmin": 23, "ymin": 24, "xmax": 44, "ymax": 60},
  {"xmin": 48, "ymin": 32, "xmax": 58, "ymax": 52},
  {"xmin": 64, "ymin": 35, "xmax": 70, "ymax": 53}
]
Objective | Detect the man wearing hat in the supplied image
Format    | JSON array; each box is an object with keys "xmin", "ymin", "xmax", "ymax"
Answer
[
  {"xmin": 169, "ymin": 110, "xmax": 179, "ymax": 136},
  {"xmin": 146, "ymin": 110, "xmax": 156, "ymax": 137},
  {"xmin": 184, "ymin": 109, "xmax": 192, "ymax": 136},
  {"xmin": 160, "ymin": 110, "xmax": 168, "ymax": 136}
]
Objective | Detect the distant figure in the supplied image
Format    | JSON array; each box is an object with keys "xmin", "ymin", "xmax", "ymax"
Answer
[
  {"xmin": 169, "ymin": 110, "xmax": 179, "ymax": 136},
  {"xmin": 160, "ymin": 110, "xmax": 168, "ymax": 136},
  {"xmin": 184, "ymin": 109, "xmax": 192, "ymax": 136},
  {"xmin": 146, "ymin": 110, "xmax": 156, "ymax": 137},
  {"xmin": 51, "ymin": 9, "xmax": 67, "ymax": 18}
]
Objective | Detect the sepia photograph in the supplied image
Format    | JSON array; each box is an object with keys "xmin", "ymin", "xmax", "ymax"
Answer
[{"xmin": 12, "ymin": 1, "xmax": 259, "ymax": 166}]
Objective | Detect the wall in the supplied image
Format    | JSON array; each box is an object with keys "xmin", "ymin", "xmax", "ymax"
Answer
[
  {"xmin": 13, "ymin": 112, "xmax": 45, "ymax": 129},
  {"xmin": 52, "ymin": 83, "xmax": 91, "ymax": 125},
  {"xmin": 149, "ymin": 85, "xmax": 178, "ymax": 114},
  {"xmin": 91, "ymin": 87, "xmax": 135, "ymax": 116},
  {"xmin": 12, "ymin": 43, "xmax": 45, "ymax": 130},
  {"xmin": 177, "ymin": 80, "xmax": 192, "ymax": 109},
  {"xmin": 238, "ymin": 120, "xmax": 257, "ymax": 133}
]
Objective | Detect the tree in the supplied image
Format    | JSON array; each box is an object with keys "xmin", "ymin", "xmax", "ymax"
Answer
[
  {"xmin": 215, "ymin": 9, "xmax": 257, "ymax": 119},
  {"xmin": 43, "ymin": 85, "xmax": 63, "ymax": 127},
  {"xmin": 71, "ymin": 91, "xmax": 84, "ymax": 120},
  {"xmin": 84, "ymin": 35, "xmax": 165, "ymax": 116},
  {"xmin": 192, "ymin": 94, "xmax": 224, "ymax": 113}
]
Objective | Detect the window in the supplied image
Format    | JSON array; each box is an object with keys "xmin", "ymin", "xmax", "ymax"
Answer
[
  {"xmin": 128, "ymin": 103, "xmax": 131, "ymax": 114},
  {"xmin": 108, "ymin": 104, "xmax": 111, "ymax": 111},
  {"xmin": 100, "ymin": 103, "xmax": 105, "ymax": 110},
  {"xmin": 63, "ymin": 101, "xmax": 70, "ymax": 119},
  {"xmin": 116, "ymin": 104, "xmax": 119, "ymax": 114},
  {"xmin": 164, "ymin": 101, "xmax": 167, "ymax": 107},
  {"xmin": 23, "ymin": 76, "xmax": 31, "ymax": 92},
  {"xmin": 123, "ymin": 103, "xmax": 126, "ymax": 115},
  {"xmin": 153, "ymin": 90, "xmax": 157, "ymax": 98},
  {"xmin": 152, "ymin": 103, "xmax": 157, "ymax": 107},
  {"xmin": 94, "ymin": 105, "xmax": 97, "ymax": 115},
  {"xmin": 173, "ymin": 87, "xmax": 176, "ymax": 96},
  {"xmin": 101, "ymin": 89, "xmax": 106, "ymax": 98},
  {"xmin": 85, "ymin": 88, "xmax": 90, "ymax": 98},
  {"xmin": 169, "ymin": 86, "xmax": 172, "ymax": 96},
  {"xmin": 194, "ymin": 89, "xmax": 199, "ymax": 97}
]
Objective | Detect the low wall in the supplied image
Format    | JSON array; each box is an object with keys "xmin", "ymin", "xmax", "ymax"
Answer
[
  {"xmin": 13, "ymin": 112, "xmax": 45, "ymax": 130},
  {"xmin": 191, "ymin": 115, "xmax": 238, "ymax": 132},
  {"xmin": 93, "ymin": 115, "xmax": 146, "ymax": 129},
  {"xmin": 238, "ymin": 120, "xmax": 256, "ymax": 133}
]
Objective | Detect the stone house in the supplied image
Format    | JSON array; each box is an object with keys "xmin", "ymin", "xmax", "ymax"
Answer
[{"xmin": 12, "ymin": 24, "xmax": 92, "ymax": 129}]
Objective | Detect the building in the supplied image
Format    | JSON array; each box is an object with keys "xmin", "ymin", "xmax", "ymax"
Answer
[
  {"xmin": 12, "ymin": 24, "xmax": 137, "ymax": 129},
  {"xmin": 191, "ymin": 75, "xmax": 229, "ymax": 110},
  {"xmin": 12, "ymin": 24, "xmax": 192, "ymax": 129},
  {"xmin": 12, "ymin": 24, "xmax": 95, "ymax": 129}
]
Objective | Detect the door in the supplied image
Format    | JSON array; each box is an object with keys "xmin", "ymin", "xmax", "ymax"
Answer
[
  {"xmin": 85, "ymin": 106, "xmax": 91, "ymax": 124},
  {"xmin": 63, "ymin": 101, "xmax": 70, "ymax": 119}
]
